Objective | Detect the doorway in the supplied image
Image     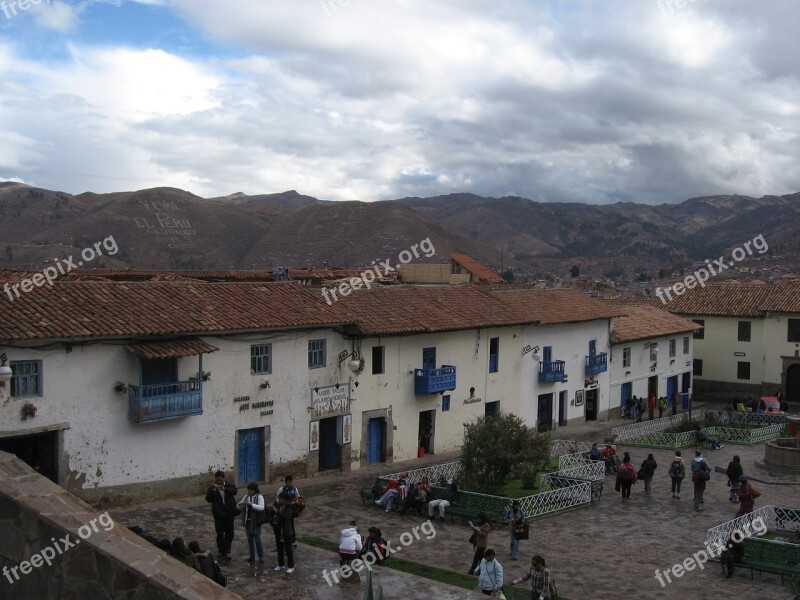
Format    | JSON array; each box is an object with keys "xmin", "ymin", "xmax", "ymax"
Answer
[
  {"xmin": 418, "ymin": 409, "xmax": 435, "ymax": 455},
  {"xmin": 648, "ymin": 375, "xmax": 658, "ymax": 399},
  {"xmin": 366, "ymin": 417, "xmax": 386, "ymax": 464},
  {"xmin": 585, "ymin": 389, "xmax": 598, "ymax": 421},
  {"xmin": 0, "ymin": 430, "xmax": 59, "ymax": 483},
  {"xmin": 787, "ymin": 364, "xmax": 800, "ymax": 405},
  {"xmin": 621, "ymin": 382, "xmax": 632, "ymax": 416},
  {"xmin": 558, "ymin": 390, "xmax": 567, "ymax": 426},
  {"xmin": 537, "ymin": 393, "xmax": 554, "ymax": 431},
  {"xmin": 318, "ymin": 417, "xmax": 341, "ymax": 471},
  {"xmin": 237, "ymin": 427, "xmax": 266, "ymax": 484},
  {"xmin": 667, "ymin": 376, "xmax": 678, "ymax": 406}
]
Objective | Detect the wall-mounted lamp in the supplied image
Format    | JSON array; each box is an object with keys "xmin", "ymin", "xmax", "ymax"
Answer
[
  {"xmin": 0, "ymin": 353, "xmax": 12, "ymax": 389},
  {"xmin": 260, "ymin": 380, "xmax": 271, "ymax": 389},
  {"xmin": 522, "ymin": 344, "xmax": 541, "ymax": 361}
]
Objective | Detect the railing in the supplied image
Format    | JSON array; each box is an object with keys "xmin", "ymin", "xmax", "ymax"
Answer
[
  {"xmin": 414, "ymin": 365, "xmax": 457, "ymax": 395},
  {"xmin": 538, "ymin": 360, "xmax": 566, "ymax": 383},
  {"xmin": 128, "ymin": 380, "xmax": 203, "ymax": 423},
  {"xmin": 550, "ymin": 439, "xmax": 592, "ymax": 458},
  {"xmin": 703, "ymin": 424, "xmax": 786, "ymax": 445},
  {"xmin": 585, "ymin": 353, "xmax": 608, "ymax": 375},
  {"xmin": 706, "ymin": 505, "xmax": 800, "ymax": 548},
  {"xmin": 382, "ymin": 461, "xmax": 463, "ymax": 485},
  {"xmin": 551, "ymin": 458, "xmax": 605, "ymax": 482},
  {"xmin": 611, "ymin": 410, "xmax": 706, "ymax": 442}
]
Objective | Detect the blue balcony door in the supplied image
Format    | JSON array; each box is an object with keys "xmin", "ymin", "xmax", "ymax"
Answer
[
  {"xmin": 537, "ymin": 393, "xmax": 553, "ymax": 432},
  {"xmin": 141, "ymin": 358, "xmax": 177, "ymax": 386},
  {"xmin": 319, "ymin": 417, "xmax": 341, "ymax": 471},
  {"xmin": 422, "ymin": 348, "xmax": 436, "ymax": 370},
  {"xmin": 589, "ymin": 340, "xmax": 596, "ymax": 357},
  {"xmin": 543, "ymin": 346, "xmax": 552, "ymax": 362},
  {"xmin": 366, "ymin": 418, "xmax": 385, "ymax": 464},
  {"xmin": 237, "ymin": 428, "xmax": 264, "ymax": 484},
  {"xmin": 621, "ymin": 382, "xmax": 632, "ymax": 413}
]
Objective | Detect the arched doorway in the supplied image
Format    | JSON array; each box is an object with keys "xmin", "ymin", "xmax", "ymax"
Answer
[{"xmin": 787, "ymin": 364, "xmax": 800, "ymax": 406}]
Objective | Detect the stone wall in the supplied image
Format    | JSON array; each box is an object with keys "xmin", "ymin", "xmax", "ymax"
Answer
[{"xmin": 0, "ymin": 451, "xmax": 241, "ymax": 600}]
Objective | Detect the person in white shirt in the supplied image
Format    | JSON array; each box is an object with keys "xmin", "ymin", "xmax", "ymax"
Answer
[{"xmin": 237, "ymin": 482, "xmax": 266, "ymax": 563}]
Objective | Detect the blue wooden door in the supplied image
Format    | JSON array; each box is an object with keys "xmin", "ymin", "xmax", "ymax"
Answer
[
  {"xmin": 422, "ymin": 348, "xmax": 436, "ymax": 370},
  {"xmin": 543, "ymin": 346, "xmax": 552, "ymax": 362},
  {"xmin": 667, "ymin": 376, "xmax": 677, "ymax": 405},
  {"xmin": 237, "ymin": 428, "xmax": 263, "ymax": 484},
  {"xmin": 319, "ymin": 417, "xmax": 340, "ymax": 470},
  {"xmin": 621, "ymin": 382, "xmax": 631, "ymax": 410},
  {"xmin": 366, "ymin": 418, "xmax": 384, "ymax": 464},
  {"xmin": 589, "ymin": 340, "xmax": 596, "ymax": 357}
]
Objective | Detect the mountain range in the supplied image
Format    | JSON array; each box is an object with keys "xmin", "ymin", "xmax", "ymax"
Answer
[{"xmin": 1, "ymin": 182, "xmax": 797, "ymax": 278}]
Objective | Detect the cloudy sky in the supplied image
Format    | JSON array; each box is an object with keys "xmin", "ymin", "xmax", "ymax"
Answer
[{"xmin": 0, "ymin": 0, "xmax": 798, "ymax": 204}]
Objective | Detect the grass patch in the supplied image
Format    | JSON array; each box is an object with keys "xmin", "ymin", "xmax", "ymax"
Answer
[{"xmin": 298, "ymin": 536, "xmax": 568, "ymax": 600}]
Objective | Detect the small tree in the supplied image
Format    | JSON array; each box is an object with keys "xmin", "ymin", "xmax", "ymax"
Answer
[
  {"xmin": 460, "ymin": 413, "xmax": 551, "ymax": 495},
  {"xmin": 570, "ymin": 264, "xmax": 580, "ymax": 278},
  {"xmin": 513, "ymin": 431, "xmax": 552, "ymax": 490}
]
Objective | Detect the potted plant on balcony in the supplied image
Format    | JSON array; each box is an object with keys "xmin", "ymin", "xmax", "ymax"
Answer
[
  {"xmin": 21, "ymin": 402, "xmax": 37, "ymax": 420},
  {"xmin": 114, "ymin": 381, "xmax": 127, "ymax": 393},
  {"xmin": 192, "ymin": 371, "xmax": 211, "ymax": 382}
]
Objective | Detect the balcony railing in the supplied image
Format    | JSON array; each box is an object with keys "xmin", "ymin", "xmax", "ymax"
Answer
[
  {"xmin": 414, "ymin": 365, "xmax": 457, "ymax": 395},
  {"xmin": 538, "ymin": 360, "xmax": 566, "ymax": 383},
  {"xmin": 585, "ymin": 353, "xmax": 608, "ymax": 376},
  {"xmin": 128, "ymin": 380, "xmax": 203, "ymax": 423}
]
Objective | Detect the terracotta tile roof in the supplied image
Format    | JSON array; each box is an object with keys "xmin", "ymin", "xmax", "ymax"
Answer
[
  {"xmin": 126, "ymin": 338, "xmax": 219, "ymax": 359},
  {"xmin": 490, "ymin": 288, "xmax": 623, "ymax": 325},
  {"xmin": 0, "ymin": 282, "xmax": 350, "ymax": 343},
  {"xmin": 603, "ymin": 304, "xmax": 703, "ymax": 344},
  {"xmin": 335, "ymin": 285, "xmax": 534, "ymax": 335},
  {"xmin": 449, "ymin": 254, "xmax": 504, "ymax": 283},
  {"xmin": 759, "ymin": 282, "xmax": 800, "ymax": 313},
  {"xmin": 664, "ymin": 283, "xmax": 773, "ymax": 317},
  {"xmin": 602, "ymin": 297, "xmax": 663, "ymax": 308}
]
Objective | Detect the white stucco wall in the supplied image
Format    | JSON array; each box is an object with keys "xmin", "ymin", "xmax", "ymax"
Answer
[{"xmin": 686, "ymin": 315, "xmax": 766, "ymax": 386}]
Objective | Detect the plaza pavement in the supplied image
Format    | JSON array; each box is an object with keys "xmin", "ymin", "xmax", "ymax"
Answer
[{"xmin": 110, "ymin": 407, "xmax": 799, "ymax": 600}]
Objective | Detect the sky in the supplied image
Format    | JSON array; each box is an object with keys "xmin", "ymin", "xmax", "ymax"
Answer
[{"xmin": 0, "ymin": 0, "xmax": 798, "ymax": 204}]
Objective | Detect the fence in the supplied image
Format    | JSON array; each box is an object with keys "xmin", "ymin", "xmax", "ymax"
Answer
[
  {"xmin": 382, "ymin": 461, "xmax": 462, "ymax": 485},
  {"xmin": 611, "ymin": 410, "xmax": 706, "ymax": 442},
  {"xmin": 706, "ymin": 505, "xmax": 800, "ymax": 548},
  {"xmin": 550, "ymin": 439, "xmax": 592, "ymax": 458}
]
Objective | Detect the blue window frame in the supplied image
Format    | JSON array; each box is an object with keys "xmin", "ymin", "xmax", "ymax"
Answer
[
  {"xmin": 543, "ymin": 346, "xmax": 552, "ymax": 363},
  {"xmin": 11, "ymin": 360, "xmax": 42, "ymax": 397},
  {"xmin": 251, "ymin": 343, "xmax": 272, "ymax": 374},
  {"xmin": 442, "ymin": 395, "xmax": 450, "ymax": 412},
  {"xmin": 489, "ymin": 337, "xmax": 499, "ymax": 373},
  {"xmin": 308, "ymin": 339, "xmax": 326, "ymax": 369}
]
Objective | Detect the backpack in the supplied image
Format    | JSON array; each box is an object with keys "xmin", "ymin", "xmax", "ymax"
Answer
[
  {"xmin": 211, "ymin": 557, "xmax": 227, "ymax": 587},
  {"xmin": 618, "ymin": 464, "xmax": 635, "ymax": 481},
  {"xmin": 671, "ymin": 462, "xmax": 681, "ymax": 478}
]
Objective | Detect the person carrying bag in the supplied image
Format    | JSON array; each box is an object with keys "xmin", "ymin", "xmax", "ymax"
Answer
[{"xmin": 236, "ymin": 482, "xmax": 266, "ymax": 563}]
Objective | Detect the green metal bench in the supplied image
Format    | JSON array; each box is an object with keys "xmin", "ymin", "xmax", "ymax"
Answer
[{"xmin": 740, "ymin": 537, "xmax": 800, "ymax": 584}]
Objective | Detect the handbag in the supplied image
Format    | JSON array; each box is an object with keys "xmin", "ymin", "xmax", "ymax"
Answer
[
  {"xmin": 492, "ymin": 591, "xmax": 507, "ymax": 599},
  {"xmin": 254, "ymin": 496, "xmax": 270, "ymax": 526},
  {"xmin": 514, "ymin": 522, "xmax": 530, "ymax": 540}
]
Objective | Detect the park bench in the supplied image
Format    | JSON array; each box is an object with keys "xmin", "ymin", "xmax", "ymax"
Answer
[
  {"xmin": 739, "ymin": 537, "xmax": 800, "ymax": 584},
  {"xmin": 359, "ymin": 477, "xmax": 425, "ymax": 512}
]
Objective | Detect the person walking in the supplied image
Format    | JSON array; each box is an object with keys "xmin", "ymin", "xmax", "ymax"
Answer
[
  {"xmin": 637, "ymin": 396, "xmax": 645, "ymax": 423},
  {"xmin": 640, "ymin": 453, "xmax": 657, "ymax": 495},
  {"xmin": 616, "ymin": 454, "xmax": 637, "ymax": 500},
  {"xmin": 237, "ymin": 482, "xmax": 266, "ymax": 564},
  {"xmin": 474, "ymin": 548, "xmax": 504, "ymax": 596},
  {"xmin": 735, "ymin": 475, "xmax": 761, "ymax": 518},
  {"xmin": 467, "ymin": 513, "xmax": 491, "ymax": 575},
  {"xmin": 658, "ymin": 397, "xmax": 667, "ymax": 419},
  {"xmin": 671, "ymin": 392, "xmax": 679, "ymax": 416},
  {"xmin": 503, "ymin": 499, "xmax": 527, "ymax": 561},
  {"xmin": 726, "ymin": 456, "xmax": 743, "ymax": 503},
  {"xmin": 669, "ymin": 450, "xmax": 686, "ymax": 499},
  {"xmin": 692, "ymin": 461, "xmax": 710, "ymax": 512},
  {"xmin": 205, "ymin": 470, "xmax": 238, "ymax": 560},
  {"xmin": 512, "ymin": 554, "xmax": 553, "ymax": 600},
  {"xmin": 648, "ymin": 393, "xmax": 657, "ymax": 420},
  {"xmin": 272, "ymin": 492, "xmax": 296, "ymax": 574}
]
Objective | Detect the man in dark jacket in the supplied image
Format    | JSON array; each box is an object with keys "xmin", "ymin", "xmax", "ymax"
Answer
[
  {"xmin": 205, "ymin": 470, "xmax": 238, "ymax": 559},
  {"xmin": 726, "ymin": 456, "xmax": 743, "ymax": 502}
]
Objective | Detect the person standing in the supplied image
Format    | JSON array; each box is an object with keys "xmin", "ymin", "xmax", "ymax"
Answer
[
  {"xmin": 640, "ymin": 453, "xmax": 657, "ymax": 495},
  {"xmin": 512, "ymin": 554, "xmax": 552, "ymax": 600},
  {"xmin": 474, "ymin": 548, "xmax": 504, "ymax": 596},
  {"xmin": 467, "ymin": 513, "xmax": 491, "ymax": 575},
  {"xmin": 671, "ymin": 392, "xmax": 679, "ymax": 416},
  {"xmin": 648, "ymin": 393, "xmax": 657, "ymax": 420},
  {"xmin": 272, "ymin": 492, "xmax": 296, "ymax": 574},
  {"xmin": 692, "ymin": 462, "xmax": 710, "ymax": 512},
  {"xmin": 237, "ymin": 482, "xmax": 266, "ymax": 564},
  {"xmin": 669, "ymin": 450, "xmax": 686, "ymax": 499},
  {"xmin": 276, "ymin": 474, "xmax": 299, "ymax": 502},
  {"xmin": 637, "ymin": 396, "xmax": 645, "ymax": 423},
  {"xmin": 658, "ymin": 397, "xmax": 667, "ymax": 419},
  {"xmin": 503, "ymin": 499, "xmax": 527, "ymax": 561},
  {"xmin": 616, "ymin": 454, "xmax": 636, "ymax": 500},
  {"xmin": 726, "ymin": 456, "xmax": 743, "ymax": 503},
  {"xmin": 205, "ymin": 470, "xmax": 238, "ymax": 560},
  {"xmin": 629, "ymin": 395, "xmax": 638, "ymax": 421}
]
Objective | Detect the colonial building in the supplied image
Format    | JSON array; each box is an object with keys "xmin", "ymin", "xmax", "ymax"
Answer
[
  {"xmin": 665, "ymin": 281, "xmax": 800, "ymax": 401},
  {"xmin": 602, "ymin": 301, "xmax": 701, "ymax": 417}
]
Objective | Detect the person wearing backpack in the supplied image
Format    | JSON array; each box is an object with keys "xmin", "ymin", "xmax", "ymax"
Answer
[
  {"xmin": 237, "ymin": 482, "xmax": 266, "ymax": 564},
  {"xmin": 669, "ymin": 450, "xmax": 686, "ymax": 499},
  {"xmin": 616, "ymin": 454, "xmax": 637, "ymax": 500},
  {"xmin": 692, "ymin": 462, "xmax": 710, "ymax": 512},
  {"xmin": 658, "ymin": 397, "xmax": 667, "ymax": 419},
  {"xmin": 512, "ymin": 554, "xmax": 555, "ymax": 599}
]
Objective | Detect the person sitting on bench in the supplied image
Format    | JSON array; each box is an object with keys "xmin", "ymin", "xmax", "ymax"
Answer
[
  {"xmin": 695, "ymin": 427, "xmax": 723, "ymax": 449},
  {"xmin": 428, "ymin": 481, "xmax": 457, "ymax": 521}
]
